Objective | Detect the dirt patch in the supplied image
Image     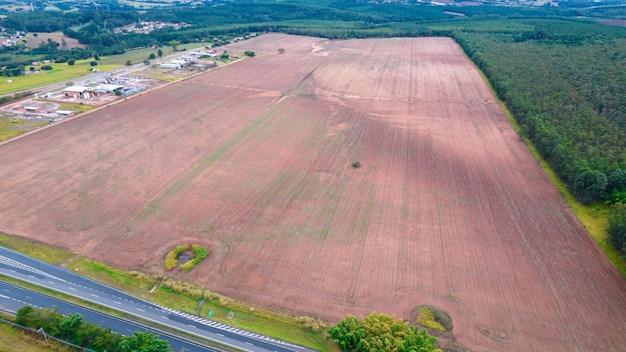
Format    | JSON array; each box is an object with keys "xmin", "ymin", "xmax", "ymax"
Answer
[{"xmin": 0, "ymin": 34, "xmax": 625, "ymax": 352}]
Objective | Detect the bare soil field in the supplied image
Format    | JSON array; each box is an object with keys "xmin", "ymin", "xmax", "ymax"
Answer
[{"xmin": 0, "ymin": 34, "xmax": 625, "ymax": 352}]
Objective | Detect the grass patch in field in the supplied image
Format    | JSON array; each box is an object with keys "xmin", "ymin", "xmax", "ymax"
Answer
[
  {"xmin": 0, "ymin": 118, "xmax": 35, "ymax": 142},
  {"xmin": 55, "ymin": 102, "xmax": 97, "ymax": 114},
  {"xmin": 415, "ymin": 305, "xmax": 453, "ymax": 332}
]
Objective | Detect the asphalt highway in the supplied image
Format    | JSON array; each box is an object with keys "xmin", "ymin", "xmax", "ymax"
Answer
[
  {"xmin": 0, "ymin": 281, "xmax": 217, "ymax": 352},
  {"xmin": 0, "ymin": 246, "xmax": 317, "ymax": 352}
]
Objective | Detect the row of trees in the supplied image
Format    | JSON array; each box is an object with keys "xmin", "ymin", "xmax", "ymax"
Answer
[{"xmin": 15, "ymin": 306, "xmax": 171, "ymax": 352}]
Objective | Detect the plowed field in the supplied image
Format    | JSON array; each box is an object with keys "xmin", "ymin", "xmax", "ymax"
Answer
[{"xmin": 1, "ymin": 34, "xmax": 624, "ymax": 352}]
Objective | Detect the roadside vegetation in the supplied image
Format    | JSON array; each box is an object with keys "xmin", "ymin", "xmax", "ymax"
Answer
[
  {"xmin": 15, "ymin": 306, "xmax": 170, "ymax": 352},
  {"xmin": 0, "ymin": 234, "xmax": 335, "ymax": 351},
  {"xmin": 0, "ymin": 315, "xmax": 62, "ymax": 352}
]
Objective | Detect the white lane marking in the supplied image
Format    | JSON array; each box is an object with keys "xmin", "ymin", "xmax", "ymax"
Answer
[
  {"xmin": 114, "ymin": 301, "xmax": 121, "ymax": 304},
  {"xmin": 90, "ymin": 294, "xmax": 99, "ymax": 298},
  {"xmin": 136, "ymin": 308, "xmax": 145, "ymax": 312},
  {"xmin": 188, "ymin": 324, "xmax": 196, "ymax": 328},
  {"xmin": 69, "ymin": 287, "xmax": 76, "ymax": 291}
]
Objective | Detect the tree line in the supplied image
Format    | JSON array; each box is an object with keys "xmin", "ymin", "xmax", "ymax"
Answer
[
  {"xmin": 15, "ymin": 306, "xmax": 171, "ymax": 352},
  {"xmin": 450, "ymin": 19, "xmax": 626, "ymax": 254}
]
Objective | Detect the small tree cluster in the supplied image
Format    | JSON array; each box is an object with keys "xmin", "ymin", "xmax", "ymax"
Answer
[
  {"xmin": 328, "ymin": 312, "xmax": 441, "ymax": 352},
  {"xmin": 244, "ymin": 50, "xmax": 255, "ymax": 57}
]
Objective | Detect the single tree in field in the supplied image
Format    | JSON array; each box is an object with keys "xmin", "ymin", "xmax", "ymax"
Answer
[
  {"xmin": 157, "ymin": 49, "xmax": 163, "ymax": 58},
  {"xmin": 169, "ymin": 40, "xmax": 180, "ymax": 51},
  {"xmin": 278, "ymin": 48, "xmax": 285, "ymax": 54},
  {"xmin": 148, "ymin": 53, "xmax": 156, "ymax": 60}
]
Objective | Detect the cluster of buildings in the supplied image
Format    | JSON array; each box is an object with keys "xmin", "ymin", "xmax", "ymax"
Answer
[
  {"xmin": 61, "ymin": 84, "xmax": 124, "ymax": 99},
  {"xmin": 159, "ymin": 50, "xmax": 219, "ymax": 69},
  {"xmin": 116, "ymin": 21, "xmax": 191, "ymax": 35},
  {"xmin": 1, "ymin": 30, "xmax": 25, "ymax": 47}
]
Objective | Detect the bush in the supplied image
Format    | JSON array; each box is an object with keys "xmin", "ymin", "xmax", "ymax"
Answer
[
  {"xmin": 244, "ymin": 50, "xmax": 255, "ymax": 57},
  {"xmin": 180, "ymin": 244, "xmax": 209, "ymax": 272},
  {"xmin": 67, "ymin": 58, "xmax": 75, "ymax": 65},
  {"xmin": 163, "ymin": 244, "xmax": 189, "ymax": 270},
  {"xmin": 415, "ymin": 306, "xmax": 453, "ymax": 332},
  {"xmin": 89, "ymin": 61, "xmax": 98, "ymax": 67},
  {"xmin": 352, "ymin": 161, "xmax": 361, "ymax": 168},
  {"xmin": 40, "ymin": 65, "xmax": 53, "ymax": 70}
]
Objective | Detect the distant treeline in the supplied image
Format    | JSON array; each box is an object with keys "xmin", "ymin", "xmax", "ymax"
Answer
[{"xmin": 0, "ymin": 0, "xmax": 579, "ymax": 56}]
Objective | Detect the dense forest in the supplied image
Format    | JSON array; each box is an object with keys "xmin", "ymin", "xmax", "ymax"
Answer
[{"xmin": 1, "ymin": 1, "xmax": 625, "ymax": 254}]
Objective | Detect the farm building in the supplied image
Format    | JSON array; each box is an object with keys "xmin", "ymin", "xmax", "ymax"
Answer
[
  {"xmin": 23, "ymin": 106, "xmax": 41, "ymax": 113},
  {"xmin": 160, "ymin": 63, "xmax": 181, "ymax": 69},
  {"xmin": 55, "ymin": 110, "xmax": 74, "ymax": 117},
  {"xmin": 63, "ymin": 86, "xmax": 91, "ymax": 99},
  {"xmin": 94, "ymin": 84, "xmax": 123, "ymax": 95}
]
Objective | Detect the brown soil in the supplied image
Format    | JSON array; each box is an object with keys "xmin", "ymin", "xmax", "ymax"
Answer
[{"xmin": 0, "ymin": 34, "xmax": 625, "ymax": 352}]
